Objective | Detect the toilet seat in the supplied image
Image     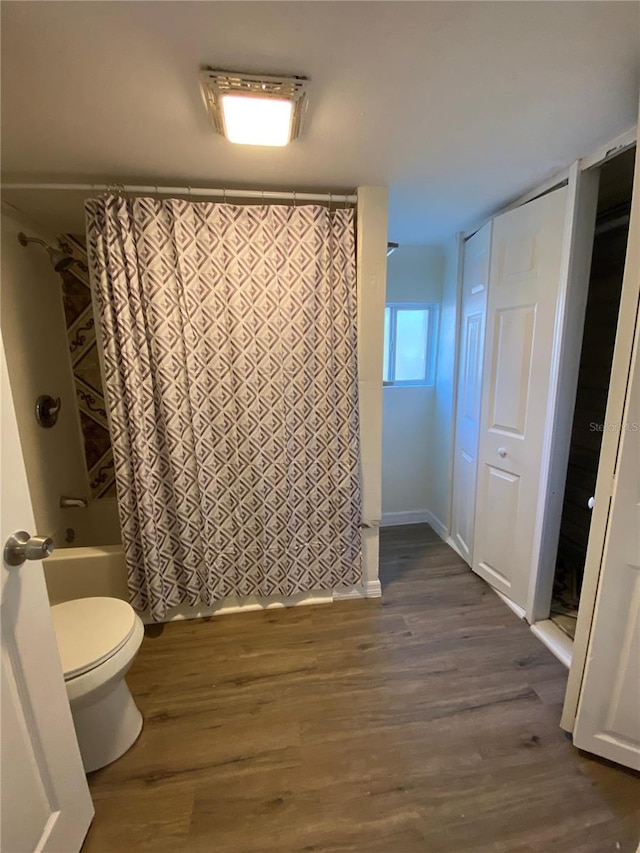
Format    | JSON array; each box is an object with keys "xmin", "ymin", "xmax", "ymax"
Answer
[{"xmin": 51, "ymin": 597, "xmax": 137, "ymax": 680}]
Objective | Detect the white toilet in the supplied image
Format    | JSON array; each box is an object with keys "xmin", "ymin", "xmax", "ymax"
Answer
[{"xmin": 50, "ymin": 596, "xmax": 145, "ymax": 773}]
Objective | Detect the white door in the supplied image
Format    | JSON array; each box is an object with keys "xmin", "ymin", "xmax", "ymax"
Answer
[
  {"xmin": 0, "ymin": 336, "xmax": 93, "ymax": 852},
  {"xmin": 473, "ymin": 187, "xmax": 568, "ymax": 610},
  {"xmin": 450, "ymin": 222, "xmax": 491, "ymax": 565},
  {"xmin": 572, "ymin": 267, "xmax": 640, "ymax": 771}
]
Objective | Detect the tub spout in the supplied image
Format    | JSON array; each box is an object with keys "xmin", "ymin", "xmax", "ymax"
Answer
[{"xmin": 60, "ymin": 495, "xmax": 88, "ymax": 509}]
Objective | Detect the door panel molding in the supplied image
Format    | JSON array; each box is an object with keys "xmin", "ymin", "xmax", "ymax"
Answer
[{"xmin": 490, "ymin": 305, "xmax": 536, "ymax": 435}]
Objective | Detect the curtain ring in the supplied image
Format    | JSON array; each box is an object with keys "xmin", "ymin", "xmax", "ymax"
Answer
[
  {"xmin": 293, "ymin": 189, "xmax": 297, "ymax": 208},
  {"xmin": 329, "ymin": 192, "xmax": 333, "ymax": 211},
  {"xmin": 188, "ymin": 185, "xmax": 192, "ymax": 201}
]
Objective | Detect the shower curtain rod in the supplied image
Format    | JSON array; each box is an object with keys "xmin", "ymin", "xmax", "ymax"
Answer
[{"xmin": 0, "ymin": 182, "xmax": 358, "ymax": 204}]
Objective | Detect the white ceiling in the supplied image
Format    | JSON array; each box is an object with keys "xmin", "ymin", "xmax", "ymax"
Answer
[{"xmin": 1, "ymin": 1, "xmax": 639, "ymax": 244}]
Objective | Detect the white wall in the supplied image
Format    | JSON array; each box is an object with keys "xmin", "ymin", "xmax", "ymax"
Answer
[
  {"xmin": 1, "ymin": 206, "xmax": 89, "ymax": 541},
  {"xmin": 426, "ymin": 234, "xmax": 462, "ymax": 537},
  {"xmin": 381, "ymin": 246, "xmax": 445, "ymax": 524}
]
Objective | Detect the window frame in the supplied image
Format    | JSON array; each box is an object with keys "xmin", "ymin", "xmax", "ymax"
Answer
[{"xmin": 383, "ymin": 302, "xmax": 438, "ymax": 388}]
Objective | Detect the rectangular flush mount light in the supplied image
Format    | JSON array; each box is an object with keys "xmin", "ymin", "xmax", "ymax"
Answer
[{"xmin": 200, "ymin": 69, "xmax": 308, "ymax": 147}]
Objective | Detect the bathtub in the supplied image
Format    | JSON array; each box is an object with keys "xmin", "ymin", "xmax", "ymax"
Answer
[
  {"xmin": 43, "ymin": 544, "xmax": 341, "ymax": 623},
  {"xmin": 43, "ymin": 496, "xmax": 129, "ymax": 605},
  {"xmin": 45, "ymin": 535, "xmax": 359, "ymax": 621},
  {"xmin": 44, "ymin": 498, "xmax": 376, "ymax": 620},
  {"xmin": 44, "ymin": 543, "xmax": 129, "ymax": 606}
]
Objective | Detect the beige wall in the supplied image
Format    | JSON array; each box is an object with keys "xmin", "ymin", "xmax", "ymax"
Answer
[
  {"xmin": 381, "ymin": 246, "xmax": 445, "ymax": 521},
  {"xmin": 1, "ymin": 206, "xmax": 92, "ymax": 543}
]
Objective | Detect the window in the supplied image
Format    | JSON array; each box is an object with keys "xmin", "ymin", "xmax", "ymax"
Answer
[{"xmin": 383, "ymin": 303, "xmax": 437, "ymax": 386}]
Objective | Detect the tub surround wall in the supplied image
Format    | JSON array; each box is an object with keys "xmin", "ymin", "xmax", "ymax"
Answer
[
  {"xmin": 82, "ymin": 496, "xmax": 121, "ymax": 546},
  {"xmin": 1, "ymin": 206, "xmax": 89, "ymax": 541},
  {"xmin": 61, "ymin": 497, "xmax": 122, "ymax": 548}
]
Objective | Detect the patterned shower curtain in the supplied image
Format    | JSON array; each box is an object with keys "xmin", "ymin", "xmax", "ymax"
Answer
[{"xmin": 85, "ymin": 195, "xmax": 362, "ymax": 620}]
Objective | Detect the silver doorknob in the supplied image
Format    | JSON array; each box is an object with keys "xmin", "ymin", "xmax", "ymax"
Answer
[
  {"xmin": 4, "ymin": 531, "xmax": 55, "ymax": 567},
  {"xmin": 497, "ymin": 447, "xmax": 507, "ymax": 458}
]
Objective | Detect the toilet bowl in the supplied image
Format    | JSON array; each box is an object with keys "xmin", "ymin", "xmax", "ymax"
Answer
[{"xmin": 50, "ymin": 596, "xmax": 145, "ymax": 773}]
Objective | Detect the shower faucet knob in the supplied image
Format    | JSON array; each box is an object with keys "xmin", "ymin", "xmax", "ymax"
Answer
[
  {"xmin": 4, "ymin": 531, "xmax": 55, "ymax": 567},
  {"xmin": 35, "ymin": 395, "xmax": 62, "ymax": 428}
]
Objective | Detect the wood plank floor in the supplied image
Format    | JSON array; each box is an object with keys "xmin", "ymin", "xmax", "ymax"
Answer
[{"xmin": 82, "ymin": 525, "xmax": 639, "ymax": 852}]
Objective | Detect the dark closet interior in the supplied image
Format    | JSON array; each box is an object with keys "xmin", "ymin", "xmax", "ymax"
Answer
[{"xmin": 551, "ymin": 147, "xmax": 636, "ymax": 639}]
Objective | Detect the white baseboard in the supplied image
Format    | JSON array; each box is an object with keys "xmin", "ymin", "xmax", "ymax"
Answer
[
  {"xmin": 424, "ymin": 510, "xmax": 449, "ymax": 542},
  {"xmin": 445, "ymin": 535, "xmax": 466, "ymax": 562},
  {"xmin": 380, "ymin": 510, "xmax": 429, "ymax": 527},
  {"xmin": 142, "ymin": 580, "xmax": 383, "ymax": 624},
  {"xmin": 493, "ymin": 588, "xmax": 527, "ymax": 620},
  {"xmin": 364, "ymin": 579, "xmax": 383, "ymax": 598},
  {"xmin": 530, "ymin": 619, "xmax": 573, "ymax": 669},
  {"xmin": 333, "ymin": 579, "xmax": 382, "ymax": 600},
  {"xmin": 380, "ymin": 509, "xmax": 450, "ymax": 542}
]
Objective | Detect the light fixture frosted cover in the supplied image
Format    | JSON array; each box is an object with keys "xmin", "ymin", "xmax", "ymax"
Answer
[
  {"xmin": 221, "ymin": 95, "xmax": 293, "ymax": 147},
  {"xmin": 201, "ymin": 69, "xmax": 308, "ymax": 147}
]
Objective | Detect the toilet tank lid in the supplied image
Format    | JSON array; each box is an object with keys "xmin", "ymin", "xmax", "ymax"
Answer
[{"xmin": 50, "ymin": 597, "xmax": 137, "ymax": 680}]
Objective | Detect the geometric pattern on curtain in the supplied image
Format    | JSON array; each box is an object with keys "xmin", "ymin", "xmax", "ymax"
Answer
[{"xmin": 85, "ymin": 195, "xmax": 362, "ymax": 621}]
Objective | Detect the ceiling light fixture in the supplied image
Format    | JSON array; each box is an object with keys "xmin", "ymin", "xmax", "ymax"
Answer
[{"xmin": 201, "ymin": 68, "xmax": 309, "ymax": 147}]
